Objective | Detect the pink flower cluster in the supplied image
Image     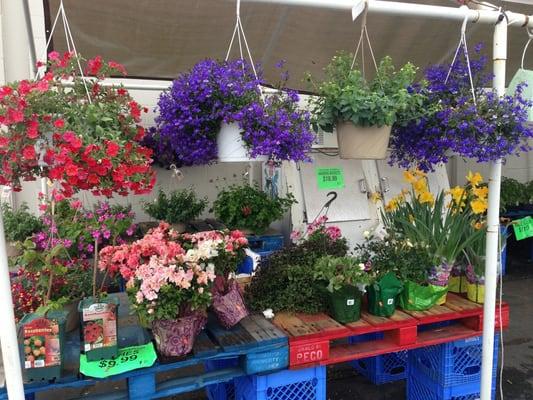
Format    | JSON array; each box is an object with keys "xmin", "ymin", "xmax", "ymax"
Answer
[
  {"xmin": 98, "ymin": 222, "xmax": 183, "ymax": 281},
  {"xmin": 291, "ymin": 216, "xmax": 343, "ymax": 243}
]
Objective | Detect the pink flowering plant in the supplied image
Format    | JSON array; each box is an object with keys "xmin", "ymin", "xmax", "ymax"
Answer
[
  {"xmin": 99, "ymin": 222, "xmax": 216, "ymax": 323},
  {"xmin": 290, "ymin": 216, "xmax": 343, "ymax": 244},
  {"xmin": 178, "ymin": 230, "xmax": 249, "ymax": 279}
]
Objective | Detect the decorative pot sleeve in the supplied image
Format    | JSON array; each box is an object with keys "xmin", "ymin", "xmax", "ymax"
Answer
[
  {"xmin": 152, "ymin": 312, "xmax": 207, "ymax": 358},
  {"xmin": 212, "ymin": 280, "xmax": 249, "ymax": 328}
]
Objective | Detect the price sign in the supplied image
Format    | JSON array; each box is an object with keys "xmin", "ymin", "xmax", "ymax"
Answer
[
  {"xmin": 80, "ymin": 342, "xmax": 157, "ymax": 378},
  {"xmin": 316, "ymin": 168, "xmax": 345, "ymax": 190},
  {"xmin": 513, "ymin": 217, "xmax": 533, "ymax": 241}
]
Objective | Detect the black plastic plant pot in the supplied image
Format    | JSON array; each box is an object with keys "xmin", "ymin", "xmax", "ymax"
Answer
[
  {"xmin": 19, "ymin": 310, "xmax": 67, "ymax": 382},
  {"xmin": 327, "ymin": 285, "xmax": 362, "ymax": 324},
  {"xmin": 78, "ymin": 296, "xmax": 119, "ymax": 361}
]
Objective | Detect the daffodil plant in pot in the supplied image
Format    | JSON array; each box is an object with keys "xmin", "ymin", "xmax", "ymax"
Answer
[
  {"xmin": 313, "ymin": 255, "xmax": 370, "ymax": 323},
  {"xmin": 307, "ymin": 53, "xmax": 426, "ymax": 159},
  {"xmin": 381, "ymin": 170, "xmax": 484, "ymax": 310}
]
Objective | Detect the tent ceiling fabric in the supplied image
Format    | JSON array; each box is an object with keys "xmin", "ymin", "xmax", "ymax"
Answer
[{"xmin": 47, "ymin": 0, "xmax": 532, "ymax": 89}]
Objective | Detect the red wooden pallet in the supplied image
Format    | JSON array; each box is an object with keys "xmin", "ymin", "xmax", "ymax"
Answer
[{"xmin": 273, "ymin": 293, "xmax": 509, "ymax": 368}]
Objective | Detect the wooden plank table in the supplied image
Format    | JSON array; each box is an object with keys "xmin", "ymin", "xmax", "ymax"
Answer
[
  {"xmin": 273, "ymin": 293, "xmax": 509, "ymax": 369},
  {"xmin": 1, "ymin": 298, "xmax": 288, "ymax": 400}
]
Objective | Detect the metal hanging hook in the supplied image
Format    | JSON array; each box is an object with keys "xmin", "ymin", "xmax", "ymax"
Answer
[{"xmin": 521, "ymin": 27, "xmax": 533, "ymax": 69}]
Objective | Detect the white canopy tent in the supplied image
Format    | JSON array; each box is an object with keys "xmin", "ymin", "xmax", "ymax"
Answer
[{"xmin": 0, "ymin": 1, "xmax": 532, "ymax": 399}]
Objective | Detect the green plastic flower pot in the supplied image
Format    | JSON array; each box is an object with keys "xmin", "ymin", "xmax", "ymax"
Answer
[
  {"xmin": 367, "ymin": 272, "xmax": 404, "ymax": 317},
  {"xmin": 398, "ymin": 281, "xmax": 448, "ymax": 311},
  {"xmin": 19, "ymin": 310, "xmax": 67, "ymax": 382},
  {"xmin": 78, "ymin": 296, "xmax": 120, "ymax": 361},
  {"xmin": 327, "ymin": 285, "xmax": 362, "ymax": 324}
]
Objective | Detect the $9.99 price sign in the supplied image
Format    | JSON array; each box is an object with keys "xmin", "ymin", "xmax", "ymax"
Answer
[
  {"xmin": 80, "ymin": 342, "xmax": 157, "ymax": 378},
  {"xmin": 316, "ymin": 167, "xmax": 345, "ymax": 190}
]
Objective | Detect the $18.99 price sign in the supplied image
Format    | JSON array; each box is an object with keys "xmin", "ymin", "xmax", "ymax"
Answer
[
  {"xmin": 80, "ymin": 342, "xmax": 157, "ymax": 378},
  {"xmin": 315, "ymin": 167, "xmax": 345, "ymax": 190}
]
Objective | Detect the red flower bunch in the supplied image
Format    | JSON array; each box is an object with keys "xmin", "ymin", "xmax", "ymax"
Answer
[{"xmin": 0, "ymin": 51, "xmax": 156, "ymax": 196}]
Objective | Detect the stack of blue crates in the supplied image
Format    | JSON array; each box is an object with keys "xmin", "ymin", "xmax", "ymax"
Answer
[
  {"xmin": 407, "ymin": 334, "xmax": 500, "ymax": 400},
  {"xmin": 349, "ymin": 332, "xmax": 409, "ymax": 385},
  {"xmin": 234, "ymin": 366, "xmax": 326, "ymax": 400}
]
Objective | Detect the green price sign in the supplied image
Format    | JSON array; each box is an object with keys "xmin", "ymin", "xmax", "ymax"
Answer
[
  {"xmin": 80, "ymin": 342, "xmax": 157, "ymax": 378},
  {"xmin": 316, "ymin": 167, "xmax": 345, "ymax": 190},
  {"xmin": 513, "ymin": 217, "xmax": 533, "ymax": 241}
]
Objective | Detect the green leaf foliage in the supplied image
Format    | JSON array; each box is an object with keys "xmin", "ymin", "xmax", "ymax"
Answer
[
  {"xmin": 214, "ymin": 185, "xmax": 296, "ymax": 234},
  {"xmin": 142, "ymin": 188, "xmax": 207, "ymax": 224},
  {"xmin": 306, "ymin": 53, "xmax": 428, "ymax": 131},
  {"xmin": 245, "ymin": 231, "xmax": 348, "ymax": 313},
  {"xmin": 1, "ymin": 202, "xmax": 43, "ymax": 243}
]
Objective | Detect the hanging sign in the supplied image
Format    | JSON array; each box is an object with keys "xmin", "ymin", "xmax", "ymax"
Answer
[
  {"xmin": 512, "ymin": 216, "xmax": 533, "ymax": 241},
  {"xmin": 316, "ymin": 168, "xmax": 345, "ymax": 190},
  {"xmin": 80, "ymin": 342, "xmax": 157, "ymax": 378}
]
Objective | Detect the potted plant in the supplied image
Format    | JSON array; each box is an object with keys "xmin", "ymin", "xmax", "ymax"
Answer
[
  {"xmin": 390, "ymin": 44, "xmax": 533, "ymax": 172},
  {"xmin": 382, "ymin": 170, "xmax": 485, "ymax": 307},
  {"xmin": 145, "ymin": 59, "xmax": 314, "ymax": 166},
  {"xmin": 100, "ymin": 223, "xmax": 215, "ymax": 357},
  {"xmin": 1, "ymin": 202, "xmax": 42, "ymax": 258},
  {"xmin": 15, "ymin": 241, "xmax": 75, "ymax": 381},
  {"xmin": 313, "ymin": 256, "xmax": 370, "ymax": 323},
  {"xmin": 500, "ymin": 177, "xmax": 529, "ymax": 212},
  {"xmin": 213, "ymin": 184, "xmax": 295, "ymax": 235},
  {"xmin": 142, "ymin": 188, "xmax": 207, "ymax": 233},
  {"xmin": 246, "ymin": 217, "xmax": 348, "ymax": 314},
  {"xmin": 0, "ymin": 52, "xmax": 155, "ymax": 197},
  {"xmin": 179, "ymin": 230, "xmax": 250, "ymax": 328},
  {"xmin": 306, "ymin": 53, "xmax": 425, "ymax": 159},
  {"xmin": 354, "ymin": 236, "xmax": 404, "ymax": 317}
]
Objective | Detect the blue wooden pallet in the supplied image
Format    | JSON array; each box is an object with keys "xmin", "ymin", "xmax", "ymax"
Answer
[{"xmin": 1, "ymin": 312, "xmax": 288, "ymax": 400}]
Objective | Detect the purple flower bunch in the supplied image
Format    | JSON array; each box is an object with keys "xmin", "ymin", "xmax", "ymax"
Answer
[
  {"xmin": 427, "ymin": 261, "xmax": 453, "ymax": 287},
  {"xmin": 146, "ymin": 58, "xmax": 314, "ymax": 166},
  {"xmin": 34, "ymin": 200, "xmax": 136, "ymax": 259},
  {"xmin": 390, "ymin": 44, "xmax": 533, "ymax": 171}
]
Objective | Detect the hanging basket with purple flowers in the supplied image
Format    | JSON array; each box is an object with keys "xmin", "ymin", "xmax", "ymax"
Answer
[
  {"xmin": 390, "ymin": 44, "xmax": 533, "ymax": 172},
  {"xmin": 145, "ymin": 59, "xmax": 314, "ymax": 166}
]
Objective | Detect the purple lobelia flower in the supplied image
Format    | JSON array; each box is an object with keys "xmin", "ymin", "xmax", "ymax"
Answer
[
  {"xmin": 389, "ymin": 43, "xmax": 533, "ymax": 171},
  {"xmin": 145, "ymin": 58, "xmax": 314, "ymax": 166}
]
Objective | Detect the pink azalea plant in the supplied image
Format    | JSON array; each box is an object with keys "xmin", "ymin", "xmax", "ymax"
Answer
[{"xmin": 290, "ymin": 216, "xmax": 342, "ymax": 243}]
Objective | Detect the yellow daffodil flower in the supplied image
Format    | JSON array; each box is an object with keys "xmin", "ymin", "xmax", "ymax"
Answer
[
  {"xmin": 403, "ymin": 170, "xmax": 416, "ymax": 184},
  {"xmin": 471, "ymin": 198, "xmax": 488, "ymax": 214},
  {"xmin": 418, "ymin": 191, "xmax": 435, "ymax": 205},
  {"xmin": 448, "ymin": 186, "xmax": 465, "ymax": 204},
  {"xmin": 472, "ymin": 186, "xmax": 488, "ymax": 200},
  {"xmin": 385, "ymin": 199, "xmax": 398, "ymax": 212},
  {"xmin": 369, "ymin": 192, "xmax": 382, "ymax": 203},
  {"xmin": 414, "ymin": 169, "xmax": 427, "ymax": 178},
  {"xmin": 413, "ymin": 177, "xmax": 428, "ymax": 194},
  {"xmin": 466, "ymin": 171, "xmax": 483, "ymax": 187}
]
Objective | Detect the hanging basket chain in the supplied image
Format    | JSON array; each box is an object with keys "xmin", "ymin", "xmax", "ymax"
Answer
[{"xmin": 521, "ymin": 27, "xmax": 533, "ymax": 70}]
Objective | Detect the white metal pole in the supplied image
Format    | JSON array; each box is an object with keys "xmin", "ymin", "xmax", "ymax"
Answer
[
  {"xmin": 1, "ymin": 0, "xmax": 30, "ymax": 397},
  {"xmin": 480, "ymin": 16, "xmax": 507, "ymax": 400}
]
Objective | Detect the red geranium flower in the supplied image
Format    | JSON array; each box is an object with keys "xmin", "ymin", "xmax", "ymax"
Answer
[{"xmin": 22, "ymin": 145, "xmax": 36, "ymax": 160}]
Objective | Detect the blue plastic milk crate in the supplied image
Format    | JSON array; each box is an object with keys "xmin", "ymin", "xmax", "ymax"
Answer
[
  {"xmin": 407, "ymin": 368, "xmax": 496, "ymax": 400},
  {"xmin": 246, "ymin": 234, "xmax": 284, "ymax": 253},
  {"xmin": 235, "ymin": 366, "xmax": 326, "ymax": 400},
  {"xmin": 348, "ymin": 333, "xmax": 407, "ymax": 384},
  {"xmin": 409, "ymin": 334, "xmax": 500, "ymax": 387},
  {"xmin": 205, "ymin": 358, "xmax": 239, "ymax": 400}
]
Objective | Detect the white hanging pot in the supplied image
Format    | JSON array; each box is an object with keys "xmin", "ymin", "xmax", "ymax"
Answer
[
  {"xmin": 217, "ymin": 122, "xmax": 268, "ymax": 163},
  {"xmin": 336, "ymin": 122, "xmax": 392, "ymax": 160}
]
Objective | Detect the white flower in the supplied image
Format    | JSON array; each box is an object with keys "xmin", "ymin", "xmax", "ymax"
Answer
[
  {"xmin": 358, "ymin": 263, "xmax": 366, "ymax": 271},
  {"xmin": 263, "ymin": 308, "xmax": 275, "ymax": 319},
  {"xmin": 406, "ymin": 239, "xmax": 414, "ymax": 248},
  {"xmin": 363, "ymin": 230, "xmax": 371, "ymax": 238}
]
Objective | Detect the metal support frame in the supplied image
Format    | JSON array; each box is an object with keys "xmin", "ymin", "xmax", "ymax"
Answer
[{"xmin": 3, "ymin": 1, "xmax": 532, "ymax": 399}]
